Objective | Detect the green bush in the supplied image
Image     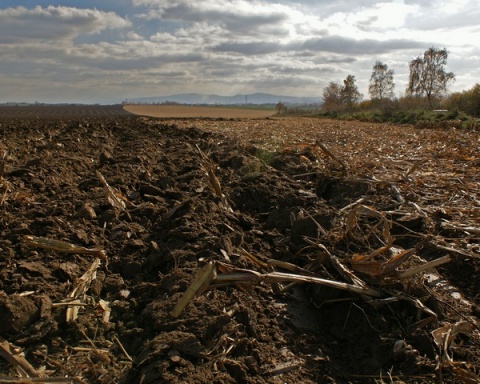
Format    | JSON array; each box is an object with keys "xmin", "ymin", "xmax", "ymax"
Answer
[{"xmin": 306, "ymin": 91, "xmax": 478, "ymax": 128}]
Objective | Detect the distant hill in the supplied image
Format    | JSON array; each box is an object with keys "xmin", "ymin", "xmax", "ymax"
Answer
[{"xmin": 128, "ymin": 93, "xmax": 321, "ymax": 105}]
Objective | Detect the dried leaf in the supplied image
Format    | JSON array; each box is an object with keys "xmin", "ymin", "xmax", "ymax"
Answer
[
  {"xmin": 96, "ymin": 170, "xmax": 128, "ymax": 212},
  {"xmin": 24, "ymin": 236, "xmax": 107, "ymax": 262},
  {"xmin": 351, "ymin": 248, "xmax": 416, "ymax": 278},
  {"xmin": 171, "ymin": 262, "xmax": 217, "ymax": 318},
  {"xmin": 207, "ymin": 168, "xmax": 222, "ymax": 198},
  {"xmin": 432, "ymin": 320, "xmax": 474, "ymax": 352},
  {"xmin": 66, "ymin": 259, "xmax": 101, "ymax": 322}
]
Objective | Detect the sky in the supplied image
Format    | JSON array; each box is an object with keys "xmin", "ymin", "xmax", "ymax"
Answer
[{"xmin": 1, "ymin": 1, "xmax": 479, "ymax": 104}]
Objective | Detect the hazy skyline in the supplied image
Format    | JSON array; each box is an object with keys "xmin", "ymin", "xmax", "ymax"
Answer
[{"xmin": 1, "ymin": 1, "xmax": 479, "ymax": 104}]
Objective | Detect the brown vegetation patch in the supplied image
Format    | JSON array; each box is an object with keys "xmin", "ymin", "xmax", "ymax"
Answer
[{"xmin": 124, "ymin": 104, "xmax": 275, "ymax": 119}]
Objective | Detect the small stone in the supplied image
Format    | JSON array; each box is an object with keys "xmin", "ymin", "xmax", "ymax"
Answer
[{"xmin": 168, "ymin": 350, "xmax": 181, "ymax": 363}]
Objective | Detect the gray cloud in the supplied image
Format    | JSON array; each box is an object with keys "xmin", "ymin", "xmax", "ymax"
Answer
[
  {"xmin": 89, "ymin": 53, "xmax": 205, "ymax": 71},
  {"xmin": 164, "ymin": 6, "xmax": 287, "ymax": 32},
  {"xmin": 0, "ymin": 6, "xmax": 130, "ymax": 44},
  {"xmin": 134, "ymin": 0, "xmax": 289, "ymax": 34},
  {"xmin": 355, "ymin": 15, "xmax": 378, "ymax": 31},
  {"xmin": 211, "ymin": 41, "xmax": 284, "ymax": 55},
  {"xmin": 210, "ymin": 35, "xmax": 424, "ymax": 57},
  {"xmin": 302, "ymin": 36, "xmax": 426, "ymax": 55},
  {"xmin": 312, "ymin": 56, "xmax": 357, "ymax": 64}
]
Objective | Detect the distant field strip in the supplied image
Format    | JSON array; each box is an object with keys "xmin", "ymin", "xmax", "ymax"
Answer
[
  {"xmin": 0, "ymin": 105, "xmax": 132, "ymax": 118},
  {"xmin": 124, "ymin": 104, "xmax": 275, "ymax": 118}
]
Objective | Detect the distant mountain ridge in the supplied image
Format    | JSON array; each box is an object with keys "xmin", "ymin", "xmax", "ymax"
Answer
[{"xmin": 128, "ymin": 93, "xmax": 321, "ymax": 105}]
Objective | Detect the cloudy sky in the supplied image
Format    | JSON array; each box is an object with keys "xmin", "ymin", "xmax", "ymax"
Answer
[{"xmin": 1, "ymin": 1, "xmax": 479, "ymax": 104}]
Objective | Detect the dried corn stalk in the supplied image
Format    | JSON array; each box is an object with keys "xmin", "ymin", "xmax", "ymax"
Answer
[
  {"xmin": 98, "ymin": 299, "xmax": 111, "ymax": 323},
  {"xmin": 432, "ymin": 320, "xmax": 479, "ymax": 383},
  {"xmin": 171, "ymin": 262, "xmax": 217, "ymax": 318},
  {"xmin": 66, "ymin": 259, "xmax": 101, "ymax": 322},
  {"xmin": 207, "ymin": 167, "xmax": 222, "ymax": 199},
  {"xmin": 24, "ymin": 236, "xmax": 107, "ymax": 262},
  {"xmin": 96, "ymin": 170, "xmax": 130, "ymax": 215},
  {"xmin": 344, "ymin": 205, "xmax": 452, "ymax": 279},
  {"xmin": 171, "ymin": 260, "xmax": 383, "ymax": 318},
  {"xmin": 315, "ymin": 140, "xmax": 348, "ymax": 171},
  {"xmin": 345, "ymin": 204, "xmax": 398, "ymax": 277},
  {"xmin": 351, "ymin": 247, "xmax": 415, "ymax": 278},
  {"xmin": 194, "ymin": 144, "xmax": 232, "ymax": 212},
  {"xmin": 207, "ymin": 167, "xmax": 232, "ymax": 211},
  {"xmin": 0, "ymin": 375, "xmax": 87, "ymax": 383},
  {"xmin": 404, "ymin": 159, "xmax": 423, "ymax": 180},
  {"xmin": 0, "ymin": 153, "xmax": 5, "ymax": 180},
  {"xmin": 0, "ymin": 181, "xmax": 10, "ymax": 206},
  {"xmin": 305, "ymin": 240, "xmax": 373, "ymax": 299},
  {"xmin": 0, "ymin": 336, "xmax": 39, "ymax": 378},
  {"xmin": 346, "ymin": 204, "xmax": 393, "ymax": 259},
  {"xmin": 0, "ymin": 151, "xmax": 11, "ymax": 206}
]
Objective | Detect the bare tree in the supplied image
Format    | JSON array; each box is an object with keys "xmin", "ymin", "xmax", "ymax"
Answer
[
  {"xmin": 341, "ymin": 75, "xmax": 362, "ymax": 108},
  {"xmin": 369, "ymin": 61, "xmax": 395, "ymax": 100},
  {"xmin": 406, "ymin": 47, "xmax": 455, "ymax": 107},
  {"xmin": 322, "ymin": 82, "xmax": 343, "ymax": 111}
]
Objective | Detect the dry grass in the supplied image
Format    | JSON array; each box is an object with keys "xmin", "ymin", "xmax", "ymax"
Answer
[{"xmin": 123, "ymin": 104, "xmax": 275, "ymax": 119}]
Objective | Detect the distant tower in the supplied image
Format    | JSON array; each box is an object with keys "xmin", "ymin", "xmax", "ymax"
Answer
[{"xmin": 245, "ymin": 95, "xmax": 248, "ymax": 104}]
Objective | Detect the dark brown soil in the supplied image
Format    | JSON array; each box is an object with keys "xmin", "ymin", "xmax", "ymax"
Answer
[
  {"xmin": 0, "ymin": 105, "xmax": 131, "ymax": 118},
  {"xmin": 0, "ymin": 107, "xmax": 479, "ymax": 383}
]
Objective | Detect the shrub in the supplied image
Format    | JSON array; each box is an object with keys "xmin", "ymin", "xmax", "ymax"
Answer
[{"xmin": 446, "ymin": 84, "xmax": 480, "ymax": 117}]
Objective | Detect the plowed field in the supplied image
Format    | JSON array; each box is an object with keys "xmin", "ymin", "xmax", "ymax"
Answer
[
  {"xmin": 0, "ymin": 105, "xmax": 479, "ymax": 383},
  {"xmin": 0, "ymin": 105, "xmax": 131, "ymax": 118}
]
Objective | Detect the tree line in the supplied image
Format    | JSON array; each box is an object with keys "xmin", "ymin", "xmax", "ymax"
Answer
[{"xmin": 321, "ymin": 47, "xmax": 479, "ymax": 117}]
